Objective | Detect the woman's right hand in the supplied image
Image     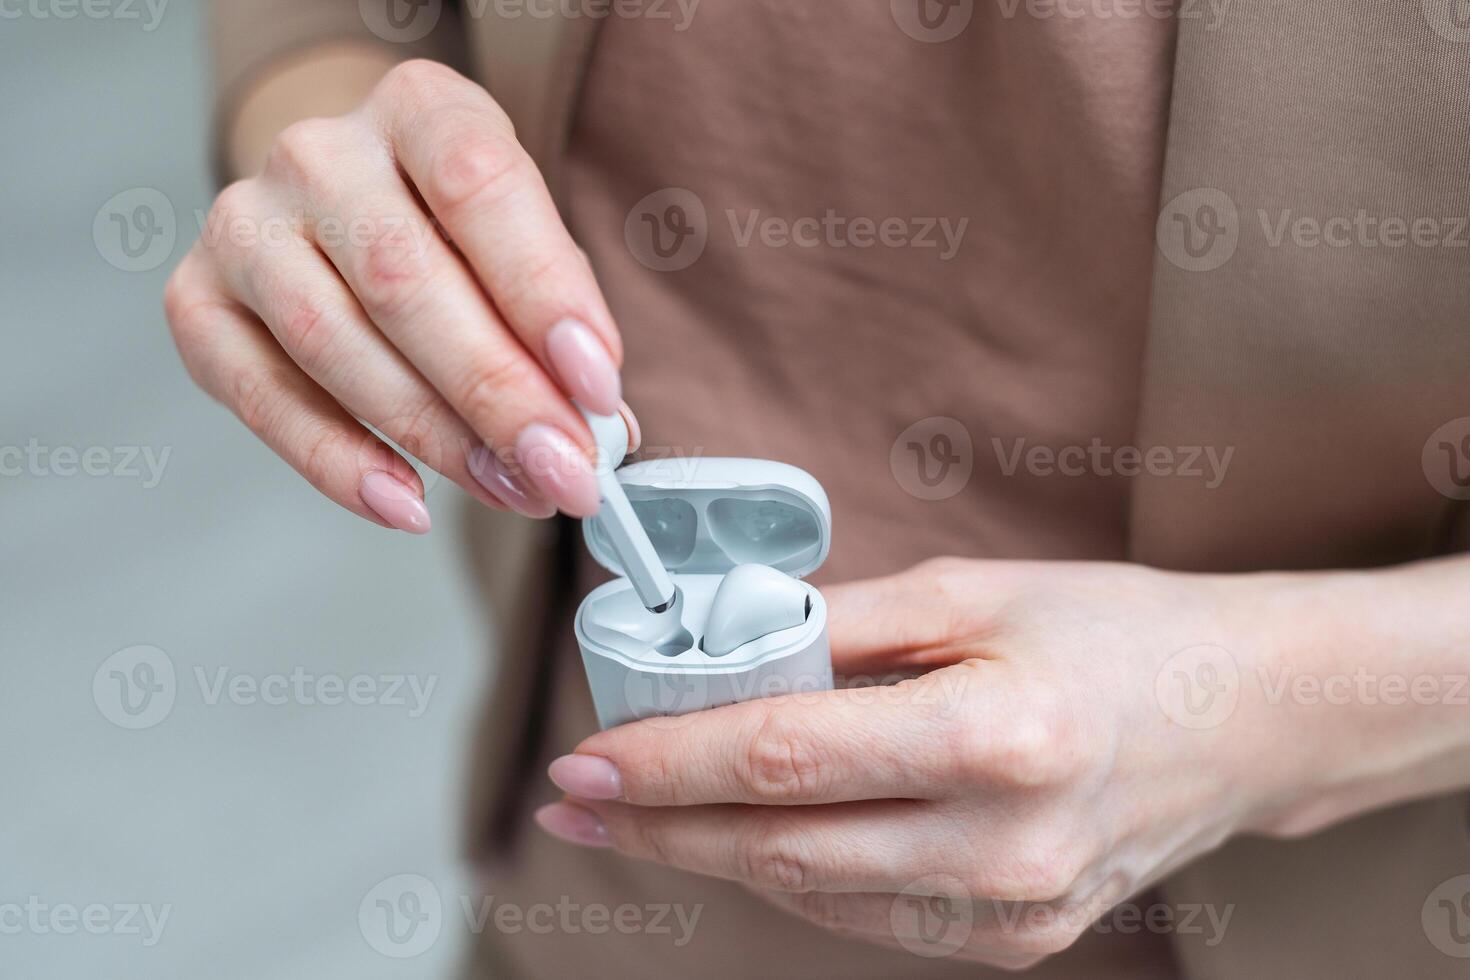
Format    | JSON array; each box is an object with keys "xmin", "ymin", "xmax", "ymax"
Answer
[{"xmin": 164, "ymin": 59, "xmax": 629, "ymax": 533}]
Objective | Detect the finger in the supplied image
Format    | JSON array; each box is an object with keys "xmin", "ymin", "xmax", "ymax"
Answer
[
  {"xmin": 557, "ymin": 676, "xmax": 976, "ymax": 807},
  {"xmin": 251, "ymin": 120, "xmax": 591, "ymax": 516},
  {"xmin": 824, "ymin": 575, "xmax": 963, "ymax": 672},
  {"xmin": 542, "ymin": 797, "xmax": 950, "ymax": 895},
  {"xmin": 370, "ymin": 62, "xmax": 625, "ymax": 412},
  {"xmin": 164, "ymin": 253, "xmax": 430, "ymax": 533},
  {"xmin": 825, "ymin": 560, "xmax": 1001, "ymax": 674},
  {"xmin": 207, "ymin": 180, "xmax": 555, "ymax": 519}
]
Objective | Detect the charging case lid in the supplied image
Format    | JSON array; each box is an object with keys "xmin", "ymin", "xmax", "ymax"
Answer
[{"xmin": 584, "ymin": 457, "xmax": 831, "ymax": 579}]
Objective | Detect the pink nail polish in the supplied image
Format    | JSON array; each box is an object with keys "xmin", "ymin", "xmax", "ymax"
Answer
[
  {"xmin": 359, "ymin": 471, "xmax": 431, "ymax": 534},
  {"xmin": 468, "ymin": 445, "xmax": 556, "ymax": 519},
  {"xmin": 548, "ymin": 754, "xmax": 623, "ymax": 800},
  {"xmin": 618, "ymin": 401, "xmax": 642, "ymax": 455},
  {"xmin": 546, "ymin": 318, "xmax": 622, "ymax": 416},
  {"xmin": 515, "ymin": 424, "xmax": 602, "ymax": 518},
  {"xmin": 535, "ymin": 802, "xmax": 611, "ymax": 848}
]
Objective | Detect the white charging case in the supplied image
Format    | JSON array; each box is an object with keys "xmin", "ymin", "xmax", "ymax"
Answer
[{"xmin": 575, "ymin": 457, "xmax": 833, "ymax": 730}]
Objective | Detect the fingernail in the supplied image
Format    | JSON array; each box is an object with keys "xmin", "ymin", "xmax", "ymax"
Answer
[
  {"xmin": 548, "ymin": 754, "xmax": 623, "ymax": 800},
  {"xmin": 617, "ymin": 401, "xmax": 642, "ymax": 455},
  {"xmin": 359, "ymin": 471, "xmax": 431, "ymax": 534},
  {"xmin": 534, "ymin": 802, "xmax": 611, "ymax": 848},
  {"xmin": 515, "ymin": 424, "xmax": 601, "ymax": 518},
  {"xmin": 468, "ymin": 445, "xmax": 556, "ymax": 519},
  {"xmin": 546, "ymin": 318, "xmax": 621, "ymax": 416}
]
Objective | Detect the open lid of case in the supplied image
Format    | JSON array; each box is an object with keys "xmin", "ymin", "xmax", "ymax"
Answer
[{"xmin": 583, "ymin": 457, "xmax": 831, "ymax": 579}]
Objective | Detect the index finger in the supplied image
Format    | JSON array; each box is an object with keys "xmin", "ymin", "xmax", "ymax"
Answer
[
  {"xmin": 555, "ymin": 674, "xmax": 975, "ymax": 807},
  {"xmin": 371, "ymin": 61, "xmax": 624, "ymax": 408}
]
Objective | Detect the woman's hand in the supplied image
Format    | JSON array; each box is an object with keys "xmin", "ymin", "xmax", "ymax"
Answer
[
  {"xmin": 533, "ymin": 558, "xmax": 1352, "ymax": 968},
  {"xmin": 164, "ymin": 59, "xmax": 628, "ymax": 532}
]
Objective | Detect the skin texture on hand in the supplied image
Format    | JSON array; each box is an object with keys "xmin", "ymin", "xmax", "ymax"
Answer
[
  {"xmin": 167, "ymin": 56, "xmax": 633, "ymax": 533},
  {"xmin": 536, "ymin": 556, "xmax": 1470, "ymax": 968}
]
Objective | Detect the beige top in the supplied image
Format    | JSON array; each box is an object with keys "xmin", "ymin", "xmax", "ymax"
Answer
[{"xmin": 483, "ymin": 2, "xmax": 1181, "ymax": 976}]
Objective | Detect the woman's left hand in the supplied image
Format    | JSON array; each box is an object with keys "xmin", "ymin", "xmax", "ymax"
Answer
[{"xmin": 535, "ymin": 557, "xmax": 1321, "ymax": 968}]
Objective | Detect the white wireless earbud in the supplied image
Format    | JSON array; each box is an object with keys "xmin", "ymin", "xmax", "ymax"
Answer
[
  {"xmin": 580, "ymin": 406, "xmax": 678, "ymax": 613},
  {"xmin": 701, "ymin": 563, "xmax": 812, "ymax": 656}
]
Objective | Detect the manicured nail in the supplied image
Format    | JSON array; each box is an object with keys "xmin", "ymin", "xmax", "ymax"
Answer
[
  {"xmin": 546, "ymin": 318, "xmax": 622, "ymax": 417},
  {"xmin": 617, "ymin": 401, "xmax": 642, "ymax": 455},
  {"xmin": 515, "ymin": 424, "xmax": 601, "ymax": 518},
  {"xmin": 548, "ymin": 754, "xmax": 623, "ymax": 800},
  {"xmin": 535, "ymin": 802, "xmax": 611, "ymax": 848},
  {"xmin": 359, "ymin": 471, "xmax": 431, "ymax": 534},
  {"xmin": 468, "ymin": 445, "xmax": 556, "ymax": 519}
]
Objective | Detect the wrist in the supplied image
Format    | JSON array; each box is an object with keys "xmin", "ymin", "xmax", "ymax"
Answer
[{"xmin": 1227, "ymin": 565, "xmax": 1470, "ymax": 837}]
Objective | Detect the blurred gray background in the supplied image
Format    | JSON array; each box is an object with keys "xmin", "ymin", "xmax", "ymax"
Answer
[{"xmin": 1, "ymin": 3, "xmax": 490, "ymax": 976}]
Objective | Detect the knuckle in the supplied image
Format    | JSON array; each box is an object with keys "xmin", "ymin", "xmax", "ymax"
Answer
[
  {"xmin": 488, "ymin": 245, "xmax": 562, "ymax": 312},
  {"xmin": 203, "ymin": 181, "xmax": 258, "ymax": 255},
  {"xmin": 277, "ymin": 298, "xmax": 338, "ymax": 365},
  {"xmin": 230, "ymin": 366, "xmax": 288, "ymax": 438},
  {"xmin": 454, "ymin": 356, "xmax": 536, "ymax": 430},
  {"xmin": 737, "ymin": 821, "xmax": 816, "ymax": 893},
  {"xmin": 210, "ymin": 179, "xmax": 255, "ymax": 219},
  {"xmin": 161, "ymin": 264, "xmax": 192, "ymax": 324},
  {"xmin": 354, "ymin": 230, "xmax": 434, "ymax": 318},
  {"xmin": 380, "ymin": 58, "xmax": 462, "ymax": 105},
  {"xmin": 622, "ymin": 816, "xmax": 674, "ymax": 868},
  {"xmin": 379, "ymin": 59, "xmax": 515, "ymax": 136},
  {"xmin": 297, "ymin": 423, "xmax": 348, "ymax": 492},
  {"xmin": 916, "ymin": 555, "xmax": 969, "ymax": 585},
  {"xmin": 985, "ymin": 837, "xmax": 1080, "ymax": 903},
  {"xmin": 957, "ymin": 701, "xmax": 1075, "ymax": 789},
  {"xmin": 736, "ymin": 709, "xmax": 827, "ymax": 803},
  {"xmin": 162, "ymin": 260, "xmax": 211, "ymax": 340},
  {"xmin": 265, "ymin": 117, "xmax": 342, "ymax": 187},
  {"xmin": 428, "ymin": 127, "xmax": 529, "ymax": 212}
]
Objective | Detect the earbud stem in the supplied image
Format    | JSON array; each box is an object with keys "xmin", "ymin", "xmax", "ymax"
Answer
[{"xmin": 580, "ymin": 405, "xmax": 677, "ymax": 612}]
